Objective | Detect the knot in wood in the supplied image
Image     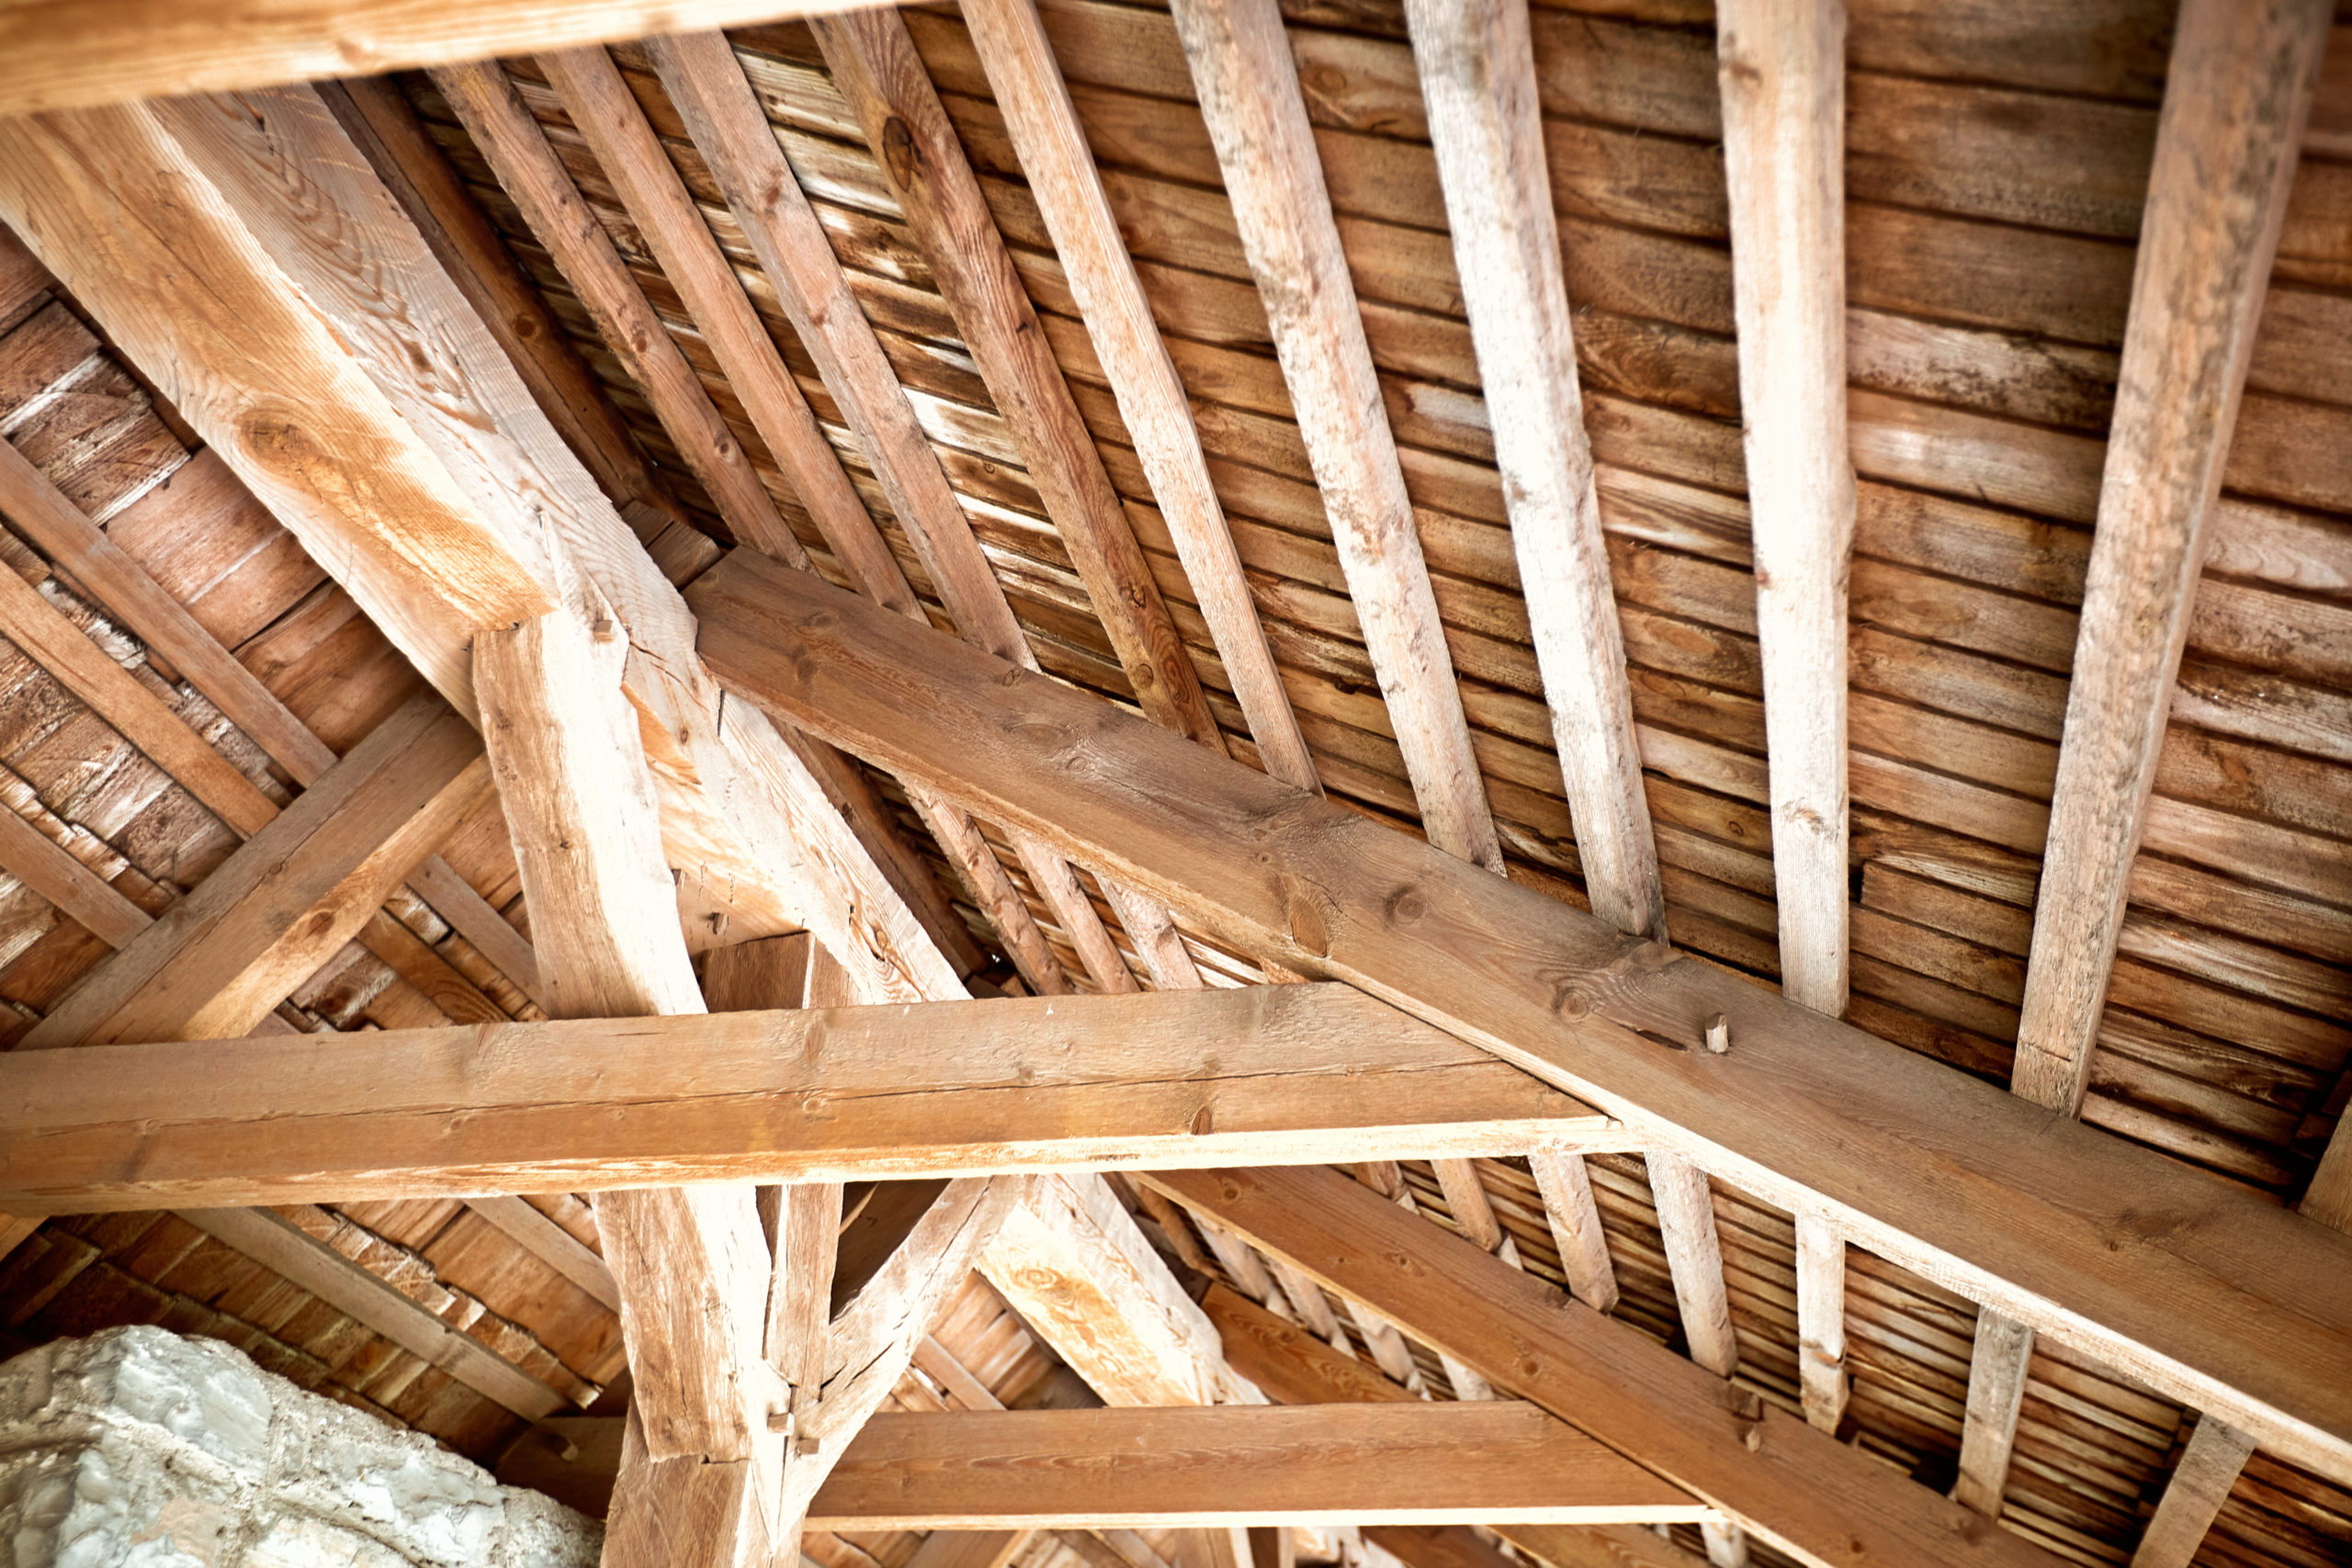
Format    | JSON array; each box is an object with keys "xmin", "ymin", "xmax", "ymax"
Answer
[{"xmin": 881, "ymin": 117, "xmax": 922, "ymax": 190}]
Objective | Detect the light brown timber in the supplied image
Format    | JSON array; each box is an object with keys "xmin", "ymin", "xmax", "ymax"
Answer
[
  {"xmin": 689, "ymin": 550, "xmax": 2352, "ymax": 1476},
  {"xmin": 1646, "ymin": 1149, "xmax": 1737, "ymax": 1379},
  {"xmin": 1793, "ymin": 1211, "xmax": 1849, "ymax": 1433},
  {"xmin": 2128, "ymin": 1416, "xmax": 2256, "ymax": 1568},
  {"xmin": 1951, "ymin": 1308, "xmax": 2035, "ymax": 1518}
]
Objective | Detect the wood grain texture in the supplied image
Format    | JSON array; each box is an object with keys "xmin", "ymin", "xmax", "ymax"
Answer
[
  {"xmin": 18, "ymin": 694, "xmax": 485, "ymax": 1049},
  {"xmin": 1792, "ymin": 1212, "xmax": 1848, "ymax": 1434},
  {"xmin": 959, "ymin": 0, "xmax": 1316, "ymax": 789},
  {"xmin": 1530, "ymin": 1147, "xmax": 1620, "ymax": 1314},
  {"xmin": 1646, "ymin": 1149, "xmax": 1737, "ymax": 1379},
  {"xmin": 175, "ymin": 1205, "xmax": 565, "ymax": 1421},
  {"xmin": 804, "ymin": 1403, "xmax": 1706, "ymax": 1528},
  {"xmin": 0, "ymin": 984, "xmax": 1601, "ymax": 1213},
  {"xmin": 1147, "ymin": 1165, "xmax": 2054, "ymax": 1568},
  {"xmin": 1166, "ymin": 0, "xmax": 1501, "ymax": 872},
  {"xmin": 1716, "ymin": 0, "xmax": 1856, "ymax": 1016},
  {"xmin": 1405, "ymin": 0, "xmax": 1663, "ymax": 939},
  {"xmin": 690, "ymin": 551, "xmax": 2352, "ymax": 1476},
  {"xmin": 0, "ymin": 798, "xmax": 148, "ymax": 949},
  {"xmin": 2129, "ymin": 1416, "xmax": 2255, "ymax": 1568},
  {"xmin": 0, "ymin": 0, "xmax": 903, "ymax": 115},
  {"xmin": 2012, "ymin": 0, "xmax": 2331, "ymax": 1111},
  {"xmin": 1951, "ymin": 1307, "xmax": 2033, "ymax": 1518},
  {"xmin": 468, "ymin": 1195, "xmax": 620, "ymax": 1313}
]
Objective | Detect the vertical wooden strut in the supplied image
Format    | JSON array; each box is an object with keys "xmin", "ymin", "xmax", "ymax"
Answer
[
  {"xmin": 2009, "ymin": 0, "xmax": 2331, "ymax": 1114},
  {"xmin": 958, "ymin": 0, "xmax": 1318, "ymax": 793},
  {"xmin": 1167, "ymin": 0, "xmax": 1503, "ymax": 873},
  {"xmin": 1403, "ymin": 0, "xmax": 1664, "ymax": 941},
  {"xmin": 1715, "ymin": 0, "xmax": 1855, "ymax": 1019}
]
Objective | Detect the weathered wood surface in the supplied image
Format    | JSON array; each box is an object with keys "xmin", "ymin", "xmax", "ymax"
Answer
[
  {"xmin": 1148, "ymin": 1166, "xmax": 2058, "ymax": 1568},
  {"xmin": 2010, "ymin": 0, "xmax": 2332, "ymax": 1112},
  {"xmin": 0, "ymin": 984, "xmax": 1603, "ymax": 1213},
  {"xmin": 2128, "ymin": 1416, "xmax": 2256, "ymax": 1568},
  {"xmin": 691, "ymin": 551, "xmax": 2352, "ymax": 1477},
  {"xmin": 805, "ymin": 1403, "xmax": 1707, "ymax": 1529}
]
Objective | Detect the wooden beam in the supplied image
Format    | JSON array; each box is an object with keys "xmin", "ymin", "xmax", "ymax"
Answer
[
  {"xmin": 1529, "ymin": 1148, "xmax": 1619, "ymax": 1314},
  {"xmin": 812, "ymin": 6, "xmax": 1223, "ymax": 757},
  {"xmin": 18, "ymin": 694, "xmax": 486, "ymax": 1049},
  {"xmin": 2129, "ymin": 1417, "xmax": 2255, "ymax": 1568},
  {"xmin": 0, "ymin": 0, "xmax": 906, "ymax": 115},
  {"xmin": 1403, "ymin": 0, "xmax": 1662, "ymax": 939},
  {"xmin": 0, "ymin": 984, "xmax": 1604, "ymax": 1213},
  {"xmin": 1715, "ymin": 0, "xmax": 1856, "ymax": 1017},
  {"xmin": 958, "ymin": 0, "xmax": 1316, "ymax": 790},
  {"xmin": 1144, "ymin": 1166, "xmax": 2055, "ymax": 1568},
  {"xmin": 1165, "ymin": 0, "xmax": 1501, "ymax": 871},
  {"xmin": 175, "ymin": 1205, "xmax": 565, "ymax": 1421},
  {"xmin": 1793, "ymin": 1212, "xmax": 1848, "ymax": 1434},
  {"xmin": 2010, "ymin": 0, "xmax": 2332, "ymax": 1111},
  {"xmin": 1951, "ymin": 1308, "xmax": 2034, "ymax": 1519},
  {"xmin": 468, "ymin": 1195, "xmax": 620, "ymax": 1314},
  {"xmin": 803, "ymin": 1404, "xmax": 1707, "ymax": 1529},
  {"xmin": 0, "ymin": 796, "xmax": 147, "ymax": 949},
  {"xmin": 689, "ymin": 551, "xmax": 2352, "ymax": 1479},
  {"xmin": 0, "ymin": 87, "xmax": 961, "ymax": 1006},
  {"xmin": 981, "ymin": 1174, "xmax": 1253, "ymax": 1408},
  {"xmin": 1647, "ymin": 1151, "xmax": 1737, "ymax": 1380}
]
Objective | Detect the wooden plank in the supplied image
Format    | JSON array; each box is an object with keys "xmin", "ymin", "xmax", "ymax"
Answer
[
  {"xmin": 690, "ymin": 550, "xmax": 2352, "ymax": 1478},
  {"xmin": 1951, "ymin": 1308, "xmax": 2034, "ymax": 1518},
  {"xmin": 0, "ymin": 798, "xmax": 146, "ymax": 948},
  {"xmin": 803, "ymin": 1403, "xmax": 1707, "ymax": 1529},
  {"xmin": 175, "ymin": 1205, "xmax": 564, "ymax": 1421},
  {"xmin": 468, "ymin": 1195, "xmax": 620, "ymax": 1314},
  {"xmin": 1403, "ymin": 0, "xmax": 1663, "ymax": 938},
  {"xmin": 1647, "ymin": 1150, "xmax": 1736, "ymax": 1379},
  {"xmin": 960, "ymin": 0, "xmax": 1316, "ymax": 789},
  {"xmin": 1165, "ymin": 0, "xmax": 1500, "ymax": 871},
  {"xmin": 2010, "ymin": 0, "xmax": 2333, "ymax": 1111},
  {"xmin": 1793, "ymin": 1212, "xmax": 1848, "ymax": 1434},
  {"xmin": 981, "ymin": 1173, "xmax": 1248, "ymax": 1407},
  {"xmin": 0, "ymin": 0, "xmax": 906, "ymax": 115},
  {"xmin": 1143, "ymin": 1166, "xmax": 2056, "ymax": 1568},
  {"xmin": 0, "ymin": 983, "xmax": 1604, "ymax": 1213},
  {"xmin": 2128, "ymin": 1416, "xmax": 2255, "ymax": 1568},
  {"xmin": 18, "ymin": 694, "xmax": 486, "ymax": 1049},
  {"xmin": 814, "ymin": 6, "xmax": 1223, "ymax": 756},
  {"xmin": 1715, "ymin": 0, "xmax": 1854, "ymax": 1016},
  {"xmin": 0, "ymin": 90, "xmax": 962, "ymax": 1007},
  {"xmin": 1529, "ymin": 1147, "xmax": 1620, "ymax": 1314}
]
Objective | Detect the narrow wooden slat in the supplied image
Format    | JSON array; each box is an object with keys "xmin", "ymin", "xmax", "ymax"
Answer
[
  {"xmin": 2011, "ymin": 0, "xmax": 2332, "ymax": 1111},
  {"xmin": 1951, "ymin": 1308, "xmax": 2034, "ymax": 1518},
  {"xmin": 18, "ymin": 694, "xmax": 486, "ymax": 1049},
  {"xmin": 1529, "ymin": 1147, "xmax": 1619, "ymax": 1314},
  {"xmin": 688, "ymin": 552, "xmax": 2352, "ymax": 1477},
  {"xmin": 0, "ymin": 1213, "xmax": 40, "ymax": 1271},
  {"xmin": 1430, "ymin": 1158, "xmax": 1504, "ymax": 1253},
  {"xmin": 469, "ymin": 1195, "xmax": 620, "ymax": 1313},
  {"xmin": 1404, "ymin": 0, "xmax": 1663, "ymax": 939},
  {"xmin": 2129, "ymin": 1417, "xmax": 2256, "ymax": 1568},
  {"xmin": 1715, "ymin": 0, "xmax": 1855, "ymax": 1015},
  {"xmin": 1793, "ymin": 1211, "xmax": 1849, "ymax": 1433},
  {"xmin": 959, "ymin": 0, "xmax": 1316, "ymax": 791},
  {"xmin": 175, "ymin": 1205, "xmax": 565, "ymax": 1420},
  {"xmin": 1647, "ymin": 1149, "xmax": 1737, "ymax": 1379},
  {"xmin": 1165, "ymin": 0, "xmax": 1501, "ymax": 872},
  {"xmin": 0, "ymin": 799, "xmax": 146, "ymax": 947},
  {"xmin": 1147, "ymin": 1165, "xmax": 2057, "ymax": 1568},
  {"xmin": 805, "ymin": 1403, "xmax": 1706, "ymax": 1529}
]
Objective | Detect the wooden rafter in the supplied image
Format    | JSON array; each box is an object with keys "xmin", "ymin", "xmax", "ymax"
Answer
[
  {"xmin": 1146, "ymin": 1165, "xmax": 2057, "ymax": 1568},
  {"xmin": 0, "ymin": 86, "xmax": 963, "ymax": 1003},
  {"xmin": 1403, "ymin": 0, "xmax": 1663, "ymax": 941},
  {"xmin": 1166, "ymin": 0, "xmax": 1501, "ymax": 873},
  {"xmin": 802, "ymin": 1403, "xmax": 1708, "ymax": 1529},
  {"xmin": 690, "ymin": 550, "xmax": 2352, "ymax": 1476}
]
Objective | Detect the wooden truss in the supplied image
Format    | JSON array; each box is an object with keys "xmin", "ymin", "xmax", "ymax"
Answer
[{"xmin": 0, "ymin": 3, "xmax": 2344, "ymax": 1568}]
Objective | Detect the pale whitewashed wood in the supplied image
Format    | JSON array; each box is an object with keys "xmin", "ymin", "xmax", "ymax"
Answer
[
  {"xmin": 1715, "ymin": 0, "xmax": 1856, "ymax": 1016},
  {"xmin": 804, "ymin": 1403, "xmax": 1707, "ymax": 1528},
  {"xmin": 2011, "ymin": 0, "xmax": 2331, "ymax": 1111},
  {"xmin": 694, "ymin": 551, "xmax": 2352, "ymax": 1477},
  {"xmin": 1166, "ymin": 0, "xmax": 1501, "ymax": 872},
  {"xmin": 1529, "ymin": 1149, "xmax": 1619, "ymax": 1314},
  {"xmin": 958, "ymin": 0, "xmax": 1317, "ymax": 791},
  {"xmin": 1404, "ymin": 0, "xmax": 1663, "ymax": 939},
  {"xmin": 1951, "ymin": 1308, "xmax": 2035, "ymax": 1518},
  {"xmin": 1698, "ymin": 1522, "xmax": 1748, "ymax": 1568},
  {"xmin": 0, "ymin": 0, "xmax": 904, "ymax": 115},
  {"xmin": 1430, "ymin": 1159, "xmax": 1504, "ymax": 1253},
  {"xmin": 0, "ymin": 90, "xmax": 959, "ymax": 1005},
  {"xmin": 2129, "ymin": 1417, "xmax": 2256, "ymax": 1568},
  {"xmin": 1647, "ymin": 1151, "xmax": 1737, "ymax": 1379},
  {"xmin": 983, "ymin": 1174, "xmax": 1260, "ymax": 1407},
  {"xmin": 1793, "ymin": 1213, "xmax": 1849, "ymax": 1433}
]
